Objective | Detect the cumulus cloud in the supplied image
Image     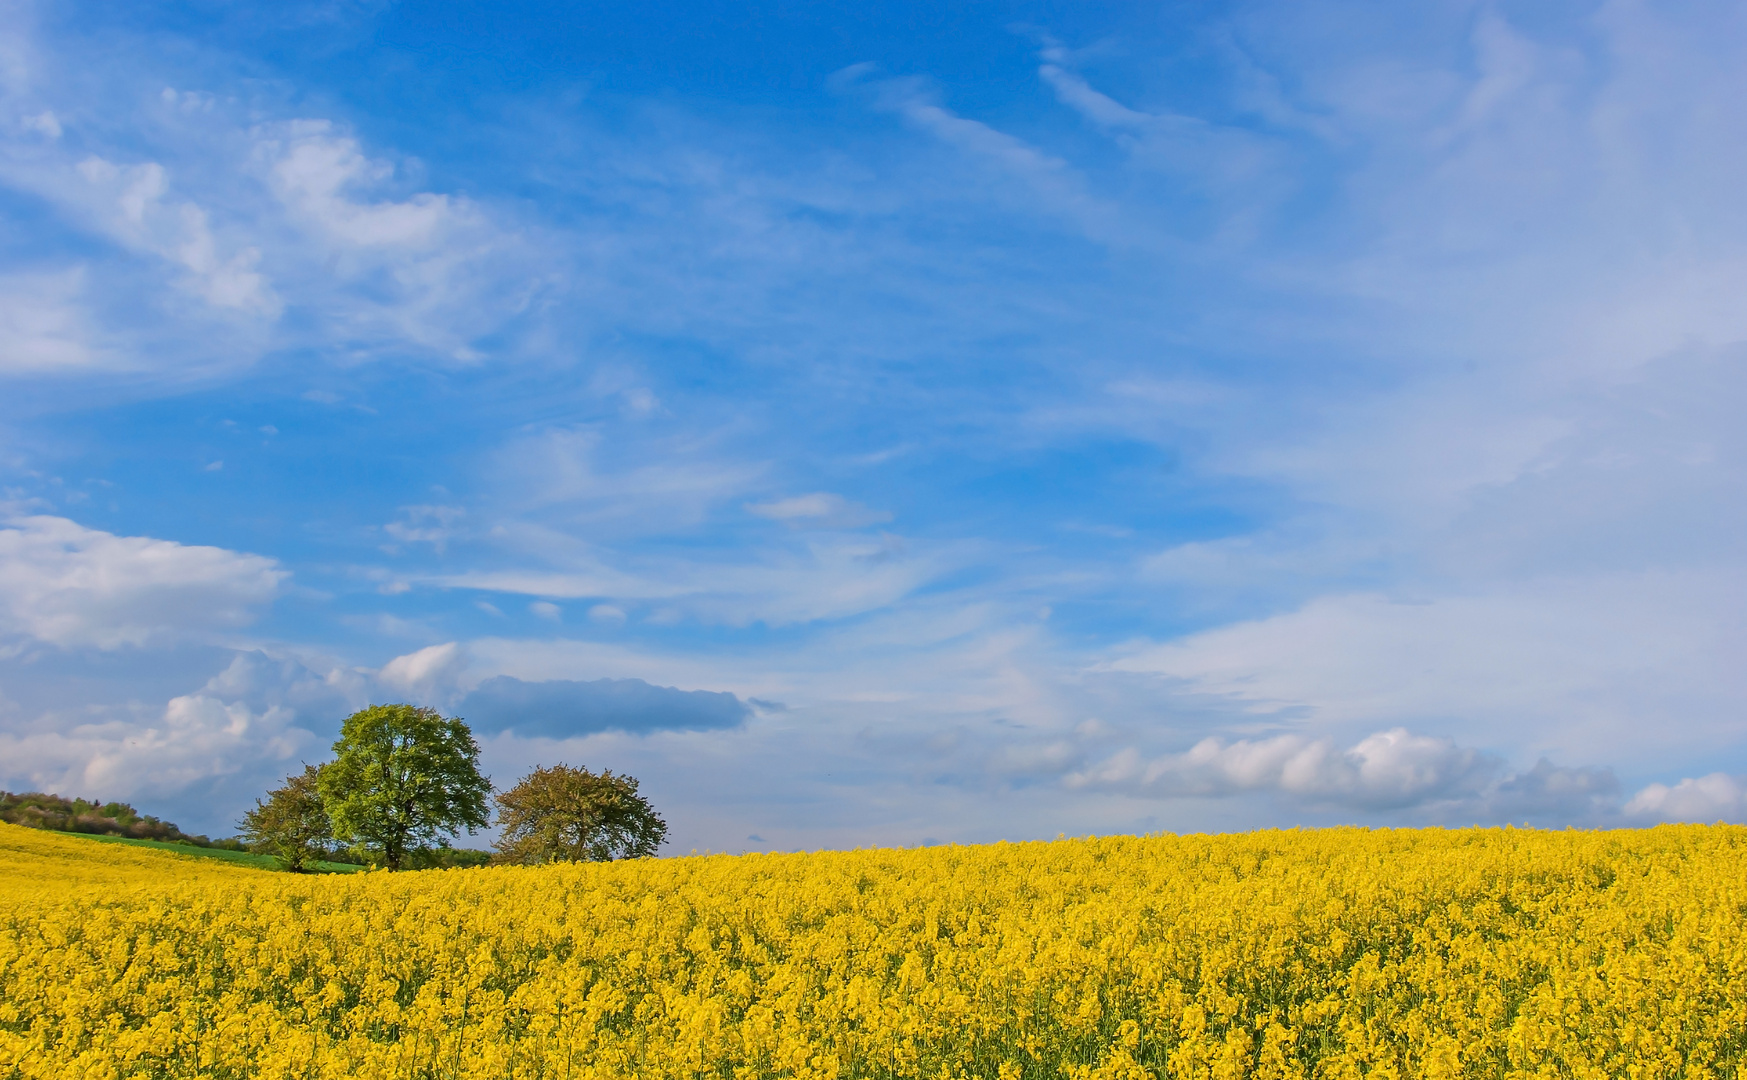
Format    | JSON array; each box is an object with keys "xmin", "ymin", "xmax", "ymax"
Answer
[
  {"xmin": 459, "ymin": 675, "xmax": 750, "ymax": 738},
  {"xmin": 1069, "ymin": 728, "xmax": 1488, "ymax": 806},
  {"xmin": 1067, "ymin": 727, "xmax": 1618, "ymax": 821},
  {"xmin": 376, "ymin": 641, "xmax": 467, "ymax": 701},
  {"xmin": 261, "ymin": 120, "xmax": 462, "ymax": 248},
  {"xmin": 1625, "ymin": 774, "xmax": 1747, "ymax": 823},
  {"xmin": 0, "ymin": 695, "xmax": 297, "ymax": 801},
  {"xmin": 0, "ymin": 515, "xmax": 286, "ymax": 649},
  {"xmin": 0, "ymin": 650, "xmax": 362, "ymax": 817},
  {"xmin": 1485, "ymin": 758, "xmax": 1624, "ymax": 822},
  {"xmin": 199, "ymin": 649, "xmax": 371, "ymax": 720}
]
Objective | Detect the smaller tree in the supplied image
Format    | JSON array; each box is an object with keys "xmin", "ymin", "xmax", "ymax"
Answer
[
  {"xmin": 494, "ymin": 764, "xmax": 667, "ymax": 865},
  {"xmin": 239, "ymin": 765, "xmax": 332, "ymax": 872}
]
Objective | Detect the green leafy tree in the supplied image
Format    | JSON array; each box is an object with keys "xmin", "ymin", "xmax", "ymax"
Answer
[
  {"xmin": 493, "ymin": 764, "xmax": 667, "ymax": 864},
  {"xmin": 238, "ymin": 765, "xmax": 331, "ymax": 872},
  {"xmin": 318, "ymin": 704, "xmax": 492, "ymax": 870}
]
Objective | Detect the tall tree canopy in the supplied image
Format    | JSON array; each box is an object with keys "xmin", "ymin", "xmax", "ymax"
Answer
[
  {"xmin": 493, "ymin": 764, "xmax": 666, "ymax": 864},
  {"xmin": 239, "ymin": 765, "xmax": 331, "ymax": 872},
  {"xmin": 319, "ymin": 705, "xmax": 491, "ymax": 870}
]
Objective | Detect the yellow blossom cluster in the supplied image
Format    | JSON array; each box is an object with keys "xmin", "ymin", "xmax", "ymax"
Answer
[{"xmin": 4, "ymin": 821, "xmax": 1746, "ymax": 1079}]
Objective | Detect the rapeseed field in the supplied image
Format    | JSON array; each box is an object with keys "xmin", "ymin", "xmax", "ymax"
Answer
[{"xmin": 3, "ymin": 821, "xmax": 1745, "ymax": 1080}]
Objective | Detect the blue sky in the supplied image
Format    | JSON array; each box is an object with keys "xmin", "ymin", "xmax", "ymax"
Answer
[{"xmin": 3, "ymin": 0, "xmax": 1746, "ymax": 848}]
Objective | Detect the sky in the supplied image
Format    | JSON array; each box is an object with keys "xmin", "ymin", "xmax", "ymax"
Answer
[{"xmin": 2, "ymin": 0, "xmax": 1746, "ymax": 850}]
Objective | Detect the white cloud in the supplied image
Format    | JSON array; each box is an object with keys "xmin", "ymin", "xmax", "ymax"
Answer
[
  {"xmin": 834, "ymin": 65, "xmax": 1119, "ymax": 241},
  {"xmin": 71, "ymin": 154, "xmax": 281, "ymax": 317},
  {"xmin": 382, "ymin": 504, "xmax": 465, "ymax": 552},
  {"xmin": 376, "ymin": 641, "xmax": 467, "ymax": 701},
  {"xmin": 0, "ymin": 515, "xmax": 286, "ymax": 649},
  {"xmin": 22, "ymin": 109, "xmax": 59, "ymax": 138},
  {"xmin": 0, "ymin": 695, "xmax": 298, "ymax": 801},
  {"xmin": 260, "ymin": 120, "xmax": 462, "ymax": 248},
  {"xmin": 746, "ymin": 492, "xmax": 892, "ymax": 529},
  {"xmin": 0, "ymin": 650, "xmax": 362, "ymax": 814},
  {"xmin": 1068, "ymin": 728, "xmax": 1495, "ymax": 807},
  {"xmin": 1625, "ymin": 774, "xmax": 1747, "ymax": 823},
  {"xmin": 456, "ymin": 593, "xmax": 1056, "ymax": 720},
  {"xmin": 621, "ymin": 387, "xmax": 661, "ymax": 417},
  {"xmin": 1105, "ymin": 570, "xmax": 1747, "ymax": 767},
  {"xmin": 0, "ymin": 268, "xmax": 100, "ymax": 372},
  {"xmin": 1066, "ymin": 727, "xmax": 1619, "ymax": 820},
  {"xmin": 1038, "ymin": 62, "xmax": 1281, "ymax": 196},
  {"xmin": 249, "ymin": 119, "xmax": 532, "ymax": 361},
  {"xmin": 434, "ymin": 532, "xmax": 949, "ymax": 627},
  {"xmin": 498, "ymin": 426, "xmax": 765, "ymax": 530},
  {"xmin": 426, "ymin": 431, "xmax": 942, "ymax": 627},
  {"xmin": 0, "ymin": 55, "xmax": 543, "ymax": 372},
  {"xmin": 1108, "ymin": 341, "xmax": 1747, "ymax": 783}
]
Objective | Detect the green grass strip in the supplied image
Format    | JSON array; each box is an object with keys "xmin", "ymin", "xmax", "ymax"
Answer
[{"xmin": 64, "ymin": 830, "xmax": 367, "ymax": 873}]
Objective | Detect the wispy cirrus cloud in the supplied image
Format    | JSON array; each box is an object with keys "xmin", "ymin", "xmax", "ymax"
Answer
[
  {"xmin": 0, "ymin": 44, "xmax": 549, "ymax": 376},
  {"xmin": 0, "ymin": 268, "xmax": 102, "ymax": 372},
  {"xmin": 746, "ymin": 492, "xmax": 892, "ymax": 530},
  {"xmin": 69, "ymin": 152, "xmax": 281, "ymax": 317},
  {"xmin": 831, "ymin": 63, "xmax": 1123, "ymax": 243},
  {"xmin": 425, "ymin": 531, "xmax": 950, "ymax": 628}
]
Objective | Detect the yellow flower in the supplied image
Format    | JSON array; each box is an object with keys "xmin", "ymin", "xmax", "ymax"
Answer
[{"xmin": 4, "ymin": 821, "xmax": 1747, "ymax": 1078}]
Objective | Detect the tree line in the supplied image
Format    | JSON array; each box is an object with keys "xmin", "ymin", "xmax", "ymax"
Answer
[
  {"xmin": 242, "ymin": 703, "xmax": 667, "ymax": 871},
  {"xmin": 0, "ymin": 791, "xmax": 241, "ymax": 849}
]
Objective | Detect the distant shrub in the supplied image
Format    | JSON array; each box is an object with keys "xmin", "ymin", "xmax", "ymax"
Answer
[
  {"xmin": 0, "ymin": 790, "xmax": 240, "ymax": 849},
  {"xmin": 408, "ymin": 846, "xmax": 494, "ymax": 869}
]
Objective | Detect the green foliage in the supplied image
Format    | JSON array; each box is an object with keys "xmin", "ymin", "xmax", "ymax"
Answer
[
  {"xmin": 66, "ymin": 830, "xmax": 367, "ymax": 872},
  {"xmin": 0, "ymin": 790, "xmax": 220, "ymax": 845},
  {"xmin": 239, "ymin": 765, "xmax": 333, "ymax": 872},
  {"xmin": 407, "ymin": 846, "xmax": 494, "ymax": 869},
  {"xmin": 493, "ymin": 763, "xmax": 667, "ymax": 865},
  {"xmin": 318, "ymin": 704, "xmax": 492, "ymax": 870}
]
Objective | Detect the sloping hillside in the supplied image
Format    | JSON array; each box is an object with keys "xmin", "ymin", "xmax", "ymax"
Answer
[{"xmin": 0, "ymin": 819, "xmax": 270, "ymax": 898}]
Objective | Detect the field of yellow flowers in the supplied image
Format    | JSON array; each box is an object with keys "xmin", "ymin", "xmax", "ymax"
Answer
[{"xmin": 4, "ymin": 821, "xmax": 1746, "ymax": 1080}]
